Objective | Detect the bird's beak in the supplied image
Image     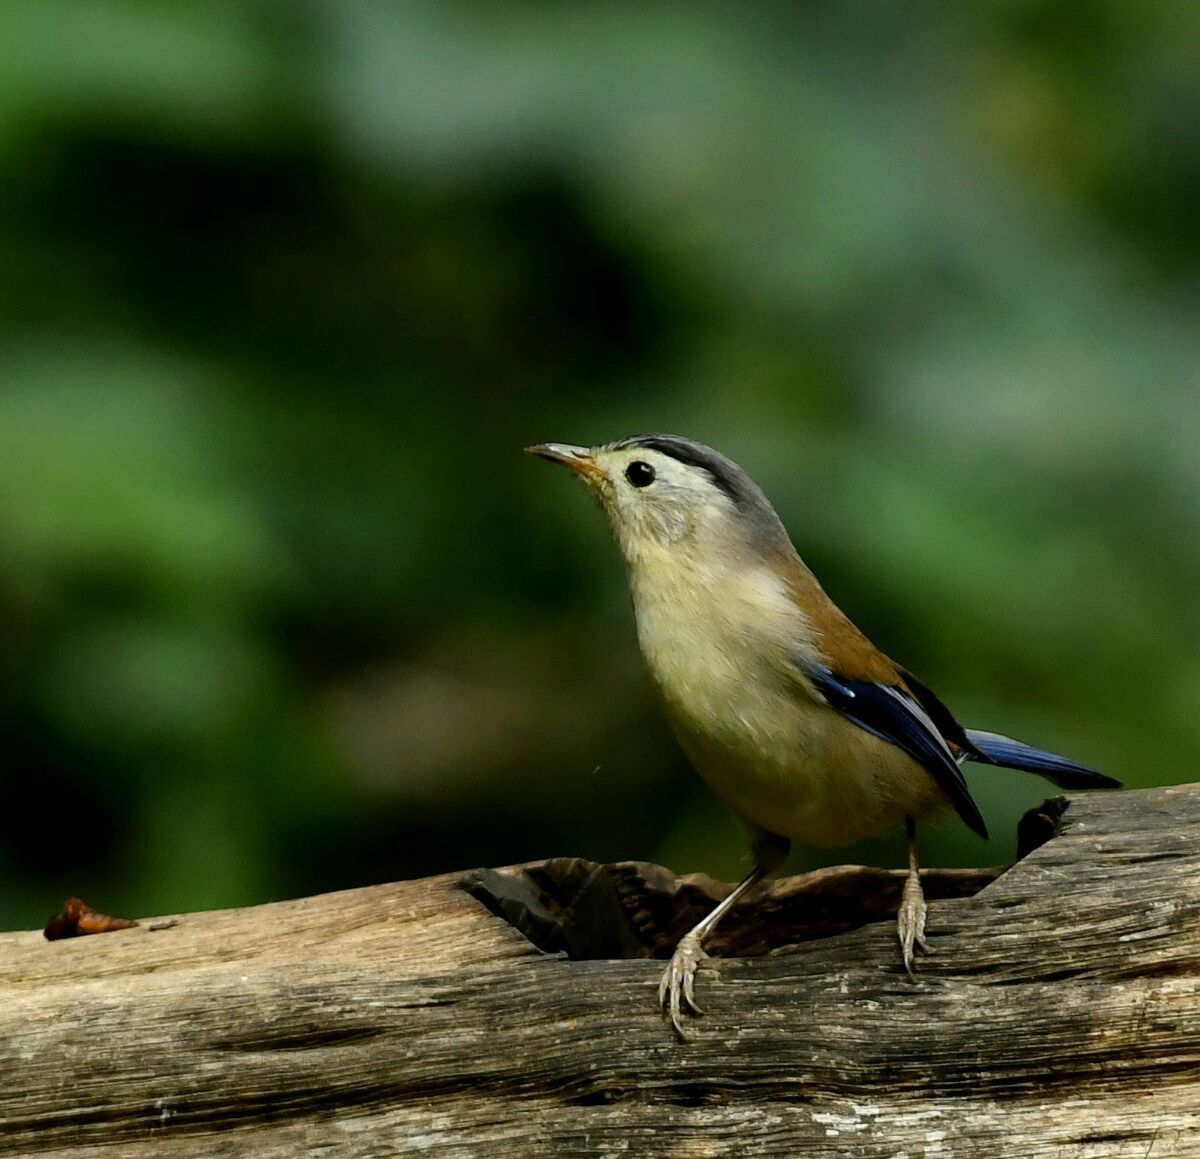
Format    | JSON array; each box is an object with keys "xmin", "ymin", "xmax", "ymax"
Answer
[{"xmin": 525, "ymin": 442, "xmax": 601, "ymax": 482}]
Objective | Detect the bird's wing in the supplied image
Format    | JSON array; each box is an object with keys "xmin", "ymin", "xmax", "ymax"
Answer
[
  {"xmin": 781, "ymin": 565, "xmax": 987, "ymax": 837},
  {"xmin": 779, "ymin": 560, "xmax": 1114, "ymax": 824},
  {"xmin": 801, "ymin": 661, "xmax": 989, "ymax": 839}
]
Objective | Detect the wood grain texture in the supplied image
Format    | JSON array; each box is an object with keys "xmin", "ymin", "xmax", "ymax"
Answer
[{"xmin": 2, "ymin": 785, "xmax": 1199, "ymax": 1157}]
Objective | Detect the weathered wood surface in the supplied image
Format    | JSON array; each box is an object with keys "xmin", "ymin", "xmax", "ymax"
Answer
[{"xmin": 2, "ymin": 785, "xmax": 1199, "ymax": 1157}]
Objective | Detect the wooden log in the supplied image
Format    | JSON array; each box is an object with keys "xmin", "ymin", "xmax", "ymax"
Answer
[{"xmin": 2, "ymin": 784, "xmax": 1199, "ymax": 1157}]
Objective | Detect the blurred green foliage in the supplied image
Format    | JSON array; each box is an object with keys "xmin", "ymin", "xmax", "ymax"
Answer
[{"xmin": 1, "ymin": 1, "xmax": 1197, "ymax": 931}]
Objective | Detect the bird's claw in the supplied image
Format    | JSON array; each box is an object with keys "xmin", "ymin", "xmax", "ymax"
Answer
[
  {"xmin": 659, "ymin": 931, "xmax": 708, "ymax": 1039},
  {"xmin": 898, "ymin": 870, "xmax": 931, "ymax": 980}
]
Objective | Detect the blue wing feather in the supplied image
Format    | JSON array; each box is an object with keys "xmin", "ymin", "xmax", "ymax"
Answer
[{"xmin": 804, "ymin": 664, "xmax": 989, "ymax": 839}]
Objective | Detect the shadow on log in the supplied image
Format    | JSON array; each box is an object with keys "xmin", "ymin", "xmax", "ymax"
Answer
[{"xmin": 2, "ymin": 785, "xmax": 1199, "ymax": 1157}]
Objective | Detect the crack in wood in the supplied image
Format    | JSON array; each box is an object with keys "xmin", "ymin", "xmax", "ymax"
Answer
[{"xmin": 460, "ymin": 859, "xmax": 1003, "ymax": 961}]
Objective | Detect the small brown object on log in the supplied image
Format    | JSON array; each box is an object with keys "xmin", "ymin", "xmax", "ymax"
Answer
[{"xmin": 43, "ymin": 897, "xmax": 139, "ymax": 941}]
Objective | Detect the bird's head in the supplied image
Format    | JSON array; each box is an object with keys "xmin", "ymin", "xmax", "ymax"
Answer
[{"xmin": 526, "ymin": 434, "xmax": 791, "ymax": 570}]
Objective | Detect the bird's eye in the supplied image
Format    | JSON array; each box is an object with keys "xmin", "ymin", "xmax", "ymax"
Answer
[{"xmin": 625, "ymin": 461, "xmax": 656, "ymax": 488}]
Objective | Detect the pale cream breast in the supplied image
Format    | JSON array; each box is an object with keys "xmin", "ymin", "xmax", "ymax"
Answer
[{"xmin": 628, "ymin": 554, "xmax": 948, "ymax": 846}]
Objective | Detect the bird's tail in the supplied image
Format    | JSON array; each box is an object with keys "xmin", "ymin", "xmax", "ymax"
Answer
[{"xmin": 963, "ymin": 729, "xmax": 1121, "ymax": 790}]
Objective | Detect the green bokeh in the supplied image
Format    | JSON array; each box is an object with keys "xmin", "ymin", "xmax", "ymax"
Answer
[{"xmin": 1, "ymin": 1, "xmax": 1197, "ymax": 930}]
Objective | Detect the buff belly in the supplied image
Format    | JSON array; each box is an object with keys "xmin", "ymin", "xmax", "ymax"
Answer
[
  {"xmin": 663, "ymin": 689, "xmax": 949, "ymax": 847},
  {"xmin": 630, "ymin": 564, "xmax": 948, "ymax": 847}
]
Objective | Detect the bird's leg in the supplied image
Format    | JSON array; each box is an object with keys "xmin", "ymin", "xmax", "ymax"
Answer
[
  {"xmin": 659, "ymin": 830, "xmax": 788, "ymax": 1040},
  {"xmin": 898, "ymin": 814, "xmax": 931, "ymax": 979}
]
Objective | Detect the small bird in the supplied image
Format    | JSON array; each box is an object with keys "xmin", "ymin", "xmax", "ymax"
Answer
[{"xmin": 528, "ymin": 434, "xmax": 1119, "ymax": 1037}]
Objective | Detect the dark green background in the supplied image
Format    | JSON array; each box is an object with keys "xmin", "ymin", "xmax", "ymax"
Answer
[{"xmin": 3, "ymin": 2, "xmax": 1197, "ymax": 931}]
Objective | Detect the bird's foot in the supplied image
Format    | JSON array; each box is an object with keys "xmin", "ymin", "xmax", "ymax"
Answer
[
  {"xmin": 898, "ymin": 869, "xmax": 931, "ymax": 980},
  {"xmin": 658, "ymin": 931, "xmax": 708, "ymax": 1039}
]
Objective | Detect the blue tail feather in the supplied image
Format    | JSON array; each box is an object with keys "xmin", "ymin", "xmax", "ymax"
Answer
[{"xmin": 964, "ymin": 730, "xmax": 1121, "ymax": 790}]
